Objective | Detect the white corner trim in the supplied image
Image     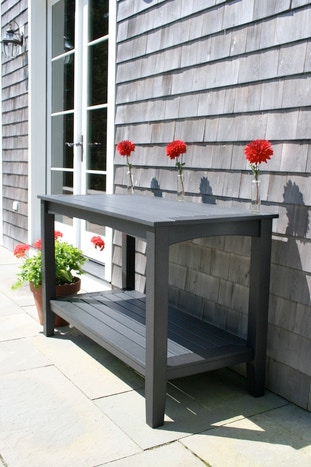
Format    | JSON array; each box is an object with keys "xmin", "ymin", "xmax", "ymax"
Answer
[{"xmin": 28, "ymin": 0, "xmax": 47, "ymax": 242}]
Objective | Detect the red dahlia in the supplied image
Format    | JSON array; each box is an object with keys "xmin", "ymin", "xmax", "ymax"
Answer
[
  {"xmin": 116, "ymin": 140, "xmax": 135, "ymax": 157},
  {"xmin": 166, "ymin": 140, "xmax": 187, "ymax": 160},
  {"xmin": 244, "ymin": 139, "xmax": 273, "ymax": 179},
  {"xmin": 244, "ymin": 139, "xmax": 273, "ymax": 165}
]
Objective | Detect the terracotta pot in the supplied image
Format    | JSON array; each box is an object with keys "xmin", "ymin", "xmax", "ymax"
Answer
[{"xmin": 29, "ymin": 278, "xmax": 81, "ymax": 327}]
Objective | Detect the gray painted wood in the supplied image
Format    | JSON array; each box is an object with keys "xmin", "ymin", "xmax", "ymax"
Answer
[
  {"xmin": 40, "ymin": 194, "xmax": 277, "ymax": 427},
  {"xmin": 50, "ymin": 290, "xmax": 253, "ymax": 379}
]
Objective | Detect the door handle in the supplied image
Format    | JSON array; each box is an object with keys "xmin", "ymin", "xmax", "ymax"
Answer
[
  {"xmin": 65, "ymin": 142, "xmax": 83, "ymax": 147},
  {"xmin": 65, "ymin": 137, "xmax": 83, "ymax": 161}
]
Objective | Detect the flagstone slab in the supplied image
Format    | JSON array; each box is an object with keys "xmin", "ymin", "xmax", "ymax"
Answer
[
  {"xmin": 31, "ymin": 329, "xmax": 144, "ymax": 399},
  {"xmin": 181, "ymin": 404, "xmax": 311, "ymax": 467},
  {"xmin": 0, "ymin": 313, "xmax": 41, "ymax": 341},
  {"xmin": 95, "ymin": 370, "xmax": 288, "ymax": 450},
  {"xmin": 169, "ymin": 370, "xmax": 288, "ymax": 426},
  {"xmin": 103, "ymin": 441, "xmax": 206, "ymax": 466},
  {"xmin": 0, "ymin": 365, "xmax": 139, "ymax": 467},
  {"xmin": 0, "ymin": 338, "xmax": 50, "ymax": 374},
  {"xmin": 0, "ymin": 294, "xmax": 25, "ymax": 317}
]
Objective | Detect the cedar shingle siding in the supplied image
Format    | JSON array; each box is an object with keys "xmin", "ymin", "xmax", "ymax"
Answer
[
  {"xmin": 1, "ymin": 0, "xmax": 28, "ymax": 250},
  {"xmin": 114, "ymin": 0, "xmax": 311, "ymax": 410}
]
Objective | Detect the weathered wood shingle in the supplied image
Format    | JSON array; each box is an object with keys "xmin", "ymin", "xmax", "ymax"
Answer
[
  {"xmin": 115, "ymin": 0, "xmax": 311, "ymax": 412},
  {"xmin": 1, "ymin": 0, "xmax": 28, "ymax": 248}
]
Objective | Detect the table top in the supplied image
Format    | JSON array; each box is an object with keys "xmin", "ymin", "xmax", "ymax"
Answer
[{"xmin": 39, "ymin": 194, "xmax": 278, "ymax": 228}]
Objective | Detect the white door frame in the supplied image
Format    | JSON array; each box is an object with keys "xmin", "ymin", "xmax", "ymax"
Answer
[
  {"xmin": 28, "ymin": 0, "xmax": 47, "ymax": 242},
  {"xmin": 28, "ymin": 0, "xmax": 116, "ymax": 282}
]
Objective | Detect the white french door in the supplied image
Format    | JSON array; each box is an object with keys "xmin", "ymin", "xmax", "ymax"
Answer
[{"xmin": 47, "ymin": 0, "xmax": 115, "ymax": 281}]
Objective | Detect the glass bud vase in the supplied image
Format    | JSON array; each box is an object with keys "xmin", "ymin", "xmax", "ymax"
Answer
[
  {"xmin": 177, "ymin": 173, "xmax": 185, "ymax": 201},
  {"xmin": 127, "ymin": 169, "xmax": 134, "ymax": 194},
  {"xmin": 251, "ymin": 179, "xmax": 261, "ymax": 212}
]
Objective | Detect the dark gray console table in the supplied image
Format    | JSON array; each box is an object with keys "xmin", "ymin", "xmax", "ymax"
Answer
[{"xmin": 39, "ymin": 194, "xmax": 278, "ymax": 428}]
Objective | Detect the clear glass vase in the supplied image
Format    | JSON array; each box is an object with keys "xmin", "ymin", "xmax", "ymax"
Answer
[
  {"xmin": 177, "ymin": 173, "xmax": 185, "ymax": 201},
  {"xmin": 251, "ymin": 179, "xmax": 261, "ymax": 212},
  {"xmin": 127, "ymin": 169, "xmax": 134, "ymax": 194}
]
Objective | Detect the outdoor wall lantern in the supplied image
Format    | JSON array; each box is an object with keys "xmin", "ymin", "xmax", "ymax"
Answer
[{"xmin": 1, "ymin": 21, "xmax": 24, "ymax": 59}]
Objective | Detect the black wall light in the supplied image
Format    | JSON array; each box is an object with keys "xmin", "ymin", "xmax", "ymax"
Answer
[{"xmin": 2, "ymin": 21, "xmax": 24, "ymax": 59}]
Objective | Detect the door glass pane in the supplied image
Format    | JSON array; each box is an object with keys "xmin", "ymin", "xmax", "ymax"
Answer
[
  {"xmin": 87, "ymin": 108, "xmax": 107, "ymax": 171},
  {"xmin": 52, "ymin": 56, "xmax": 74, "ymax": 112},
  {"xmin": 87, "ymin": 173, "xmax": 106, "ymax": 192},
  {"xmin": 51, "ymin": 171, "xmax": 73, "ymax": 195},
  {"xmin": 89, "ymin": 0, "xmax": 109, "ymax": 41},
  {"xmin": 88, "ymin": 40, "xmax": 108, "ymax": 106},
  {"xmin": 51, "ymin": 113, "xmax": 74, "ymax": 168},
  {"xmin": 52, "ymin": 0, "xmax": 75, "ymax": 58}
]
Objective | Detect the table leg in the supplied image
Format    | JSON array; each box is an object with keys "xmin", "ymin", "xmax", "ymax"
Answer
[
  {"xmin": 122, "ymin": 233, "xmax": 135, "ymax": 290},
  {"xmin": 247, "ymin": 219, "xmax": 273, "ymax": 396},
  {"xmin": 145, "ymin": 229, "xmax": 169, "ymax": 428},
  {"xmin": 41, "ymin": 200, "xmax": 56, "ymax": 337}
]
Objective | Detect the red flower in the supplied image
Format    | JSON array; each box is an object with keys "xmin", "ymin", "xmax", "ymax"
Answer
[
  {"xmin": 244, "ymin": 139, "xmax": 273, "ymax": 179},
  {"xmin": 33, "ymin": 239, "xmax": 42, "ymax": 250},
  {"xmin": 166, "ymin": 140, "xmax": 187, "ymax": 160},
  {"xmin": 91, "ymin": 235, "xmax": 105, "ymax": 251},
  {"xmin": 32, "ymin": 231, "xmax": 62, "ymax": 250},
  {"xmin": 116, "ymin": 140, "xmax": 135, "ymax": 157},
  {"xmin": 244, "ymin": 140, "xmax": 273, "ymax": 165},
  {"xmin": 13, "ymin": 244, "xmax": 30, "ymax": 258}
]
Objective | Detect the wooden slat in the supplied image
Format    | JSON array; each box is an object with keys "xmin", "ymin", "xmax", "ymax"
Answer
[
  {"xmin": 167, "ymin": 346, "xmax": 253, "ymax": 380},
  {"xmin": 50, "ymin": 299, "xmax": 147, "ymax": 374},
  {"xmin": 40, "ymin": 194, "xmax": 278, "ymax": 228},
  {"xmin": 50, "ymin": 289, "xmax": 252, "ymax": 380}
]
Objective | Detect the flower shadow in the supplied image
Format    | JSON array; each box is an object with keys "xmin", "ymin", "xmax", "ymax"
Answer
[
  {"xmin": 199, "ymin": 176, "xmax": 216, "ymax": 204},
  {"xmin": 276, "ymin": 180, "xmax": 310, "ymax": 304},
  {"xmin": 150, "ymin": 177, "xmax": 163, "ymax": 197},
  {"xmin": 283, "ymin": 180, "xmax": 309, "ymax": 239}
]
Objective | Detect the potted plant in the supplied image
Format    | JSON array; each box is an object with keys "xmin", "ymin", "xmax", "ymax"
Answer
[{"xmin": 12, "ymin": 231, "xmax": 105, "ymax": 326}]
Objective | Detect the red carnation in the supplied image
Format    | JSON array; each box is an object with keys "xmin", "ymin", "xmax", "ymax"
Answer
[
  {"xmin": 166, "ymin": 140, "xmax": 187, "ymax": 160},
  {"xmin": 116, "ymin": 140, "xmax": 135, "ymax": 157},
  {"xmin": 244, "ymin": 139, "xmax": 273, "ymax": 179},
  {"xmin": 13, "ymin": 244, "xmax": 30, "ymax": 258},
  {"xmin": 54, "ymin": 231, "xmax": 63, "ymax": 239},
  {"xmin": 33, "ymin": 239, "xmax": 42, "ymax": 250},
  {"xmin": 91, "ymin": 235, "xmax": 105, "ymax": 251}
]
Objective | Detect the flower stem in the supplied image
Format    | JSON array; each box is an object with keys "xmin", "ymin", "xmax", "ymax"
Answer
[{"xmin": 126, "ymin": 157, "xmax": 134, "ymax": 192}]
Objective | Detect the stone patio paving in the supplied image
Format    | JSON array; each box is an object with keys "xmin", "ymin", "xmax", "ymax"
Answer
[{"xmin": 1, "ymin": 246, "xmax": 311, "ymax": 466}]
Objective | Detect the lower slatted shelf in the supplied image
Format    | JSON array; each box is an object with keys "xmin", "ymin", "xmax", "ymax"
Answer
[{"xmin": 50, "ymin": 289, "xmax": 253, "ymax": 379}]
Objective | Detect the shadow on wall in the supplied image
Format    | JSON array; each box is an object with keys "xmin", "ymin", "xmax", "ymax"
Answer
[
  {"xmin": 150, "ymin": 176, "xmax": 217, "ymax": 202},
  {"xmin": 150, "ymin": 177, "xmax": 163, "ymax": 197},
  {"xmin": 273, "ymin": 180, "xmax": 310, "ymax": 306},
  {"xmin": 200, "ymin": 177, "xmax": 217, "ymax": 204},
  {"xmin": 284, "ymin": 180, "xmax": 309, "ymax": 239}
]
